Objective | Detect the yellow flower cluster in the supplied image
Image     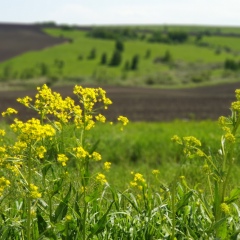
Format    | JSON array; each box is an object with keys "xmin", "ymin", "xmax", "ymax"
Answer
[
  {"xmin": 91, "ymin": 152, "xmax": 102, "ymax": 161},
  {"xmin": 221, "ymin": 127, "xmax": 236, "ymax": 143},
  {"xmin": 10, "ymin": 118, "xmax": 55, "ymax": 143},
  {"xmin": 73, "ymin": 146, "xmax": 101, "ymax": 161},
  {"xmin": 0, "ymin": 176, "xmax": 10, "ymax": 195},
  {"xmin": 57, "ymin": 154, "xmax": 69, "ymax": 166},
  {"xmin": 0, "ymin": 129, "xmax": 5, "ymax": 137},
  {"xmin": 171, "ymin": 135, "xmax": 203, "ymax": 158},
  {"xmin": 220, "ymin": 202, "xmax": 230, "ymax": 214},
  {"xmin": 17, "ymin": 96, "xmax": 32, "ymax": 107},
  {"xmin": 10, "ymin": 141, "xmax": 27, "ymax": 157},
  {"xmin": 231, "ymin": 89, "xmax": 240, "ymax": 112},
  {"xmin": 103, "ymin": 162, "xmax": 111, "ymax": 171},
  {"xmin": 73, "ymin": 85, "xmax": 112, "ymax": 110},
  {"xmin": 95, "ymin": 114, "xmax": 106, "ymax": 123},
  {"xmin": 117, "ymin": 116, "xmax": 129, "ymax": 126},
  {"xmin": 152, "ymin": 169, "xmax": 160, "ymax": 175},
  {"xmin": 130, "ymin": 172, "xmax": 146, "ymax": 190},
  {"xmin": 36, "ymin": 146, "xmax": 47, "ymax": 159},
  {"xmin": 16, "ymin": 84, "xmax": 118, "ymax": 132},
  {"xmin": 171, "ymin": 135, "xmax": 205, "ymax": 157},
  {"xmin": 73, "ymin": 146, "xmax": 89, "ymax": 159},
  {"xmin": 30, "ymin": 184, "xmax": 41, "ymax": 199},
  {"xmin": 2, "ymin": 108, "xmax": 18, "ymax": 117},
  {"xmin": 96, "ymin": 173, "xmax": 107, "ymax": 185}
]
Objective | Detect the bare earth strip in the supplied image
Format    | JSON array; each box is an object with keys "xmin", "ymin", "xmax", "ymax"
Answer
[
  {"xmin": 1, "ymin": 83, "xmax": 240, "ymax": 122},
  {"xmin": 0, "ymin": 23, "xmax": 67, "ymax": 62}
]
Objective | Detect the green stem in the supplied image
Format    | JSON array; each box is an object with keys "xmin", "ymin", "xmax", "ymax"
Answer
[
  {"xmin": 83, "ymin": 187, "xmax": 87, "ymax": 240},
  {"xmin": 27, "ymin": 146, "xmax": 33, "ymax": 240},
  {"xmin": 171, "ymin": 179, "xmax": 176, "ymax": 240}
]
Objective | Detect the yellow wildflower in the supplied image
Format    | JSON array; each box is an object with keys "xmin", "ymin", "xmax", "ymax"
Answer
[
  {"xmin": 103, "ymin": 162, "xmax": 111, "ymax": 171},
  {"xmin": 117, "ymin": 116, "xmax": 129, "ymax": 126},
  {"xmin": 220, "ymin": 203, "xmax": 230, "ymax": 214},
  {"xmin": 91, "ymin": 152, "xmax": 102, "ymax": 161},
  {"xmin": 95, "ymin": 114, "xmax": 106, "ymax": 123},
  {"xmin": 17, "ymin": 96, "xmax": 32, "ymax": 107},
  {"xmin": 30, "ymin": 184, "xmax": 41, "ymax": 199},
  {"xmin": 96, "ymin": 173, "xmax": 107, "ymax": 185},
  {"xmin": 0, "ymin": 177, "xmax": 10, "ymax": 195},
  {"xmin": 36, "ymin": 146, "xmax": 47, "ymax": 159},
  {"xmin": 57, "ymin": 154, "xmax": 69, "ymax": 166},
  {"xmin": 2, "ymin": 108, "xmax": 18, "ymax": 117},
  {"xmin": 152, "ymin": 169, "xmax": 160, "ymax": 175},
  {"xmin": 73, "ymin": 146, "xmax": 89, "ymax": 159}
]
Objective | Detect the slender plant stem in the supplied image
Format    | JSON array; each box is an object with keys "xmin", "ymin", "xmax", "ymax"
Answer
[{"xmin": 27, "ymin": 146, "xmax": 33, "ymax": 240}]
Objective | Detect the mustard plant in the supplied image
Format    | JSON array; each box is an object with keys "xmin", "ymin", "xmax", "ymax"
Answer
[
  {"xmin": 172, "ymin": 89, "xmax": 240, "ymax": 239},
  {"xmin": 1, "ymin": 84, "xmax": 128, "ymax": 239}
]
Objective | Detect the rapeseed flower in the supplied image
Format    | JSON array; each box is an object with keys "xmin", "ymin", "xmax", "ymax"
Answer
[
  {"xmin": 0, "ymin": 177, "xmax": 10, "ymax": 195},
  {"xmin": 95, "ymin": 114, "xmax": 106, "ymax": 123},
  {"xmin": 30, "ymin": 184, "xmax": 41, "ymax": 199},
  {"xmin": 2, "ymin": 108, "xmax": 18, "ymax": 117},
  {"xmin": 117, "ymin": 116, "xmax": 129, "ymax": 126},
  {"xmin": 220, "ymin": 202, "xmax": 230, "ymax": 214},
  {"xmin": 152, "ymin": 169, "xmax": 160, "ymax": 175},
  {"xmin": 73, "ymin": 146, "xmax": 89, "ymax": 159},
  {"xmin": 17, "ymin": 96, "xmax": 32, "ymax": 107},
  {"xmin": 91, "ymin": 152, "xmax": 101, "ymax": 161},
  {"xmin": 96, "ymin": 173, "xmax": 107, "ymax": 185},
  {"xmin": 104, "ymin": 162, "xmax": 111, "ymax": 171},
  {"xmin": 130, "ymin": 172, "xmax": 146, "ymax": 189},
  {"xmin": 57, "ymin": 154, "xmax": 69, "ymax": 166},
  {"xmin": 36, "ymin": 146, "xmax": 47, "ymax": 159},
  {"xmin": 10, "ymin": 118, "xmax": 55, "ymax": 143}
]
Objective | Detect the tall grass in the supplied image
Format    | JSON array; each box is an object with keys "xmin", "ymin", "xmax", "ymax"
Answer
[{"xmin": 1, "ymin": 84, "xmax": 240, "ymax": 239}]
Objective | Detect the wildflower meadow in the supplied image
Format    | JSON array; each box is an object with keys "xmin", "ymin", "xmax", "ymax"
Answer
[{"xmin": 1, "ymin": 84, "xmax": 240, "ymax": 239}]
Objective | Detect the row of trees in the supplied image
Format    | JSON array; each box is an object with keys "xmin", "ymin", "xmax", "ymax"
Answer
[
  {"xmin": 224, "ymin": 59, "xmax": 240, "ymax": 71},
  {"xmin": 87, "ymin": 27, "xmax": 138, "ymax": 40},
  {"xmin": 83, "ymin": 39, "xmax": 140, "ymax": 70},
  {"xmin": 149, "ymin": 31, "xmax": 189, "ymax": 43}
]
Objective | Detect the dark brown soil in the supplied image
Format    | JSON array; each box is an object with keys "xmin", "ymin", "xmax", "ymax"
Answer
[
  {"xmin": 0, "ymin": 82, "xmax": 240, "ymax": 122},
  {"xmin": 0, "ymin": 23, "xmax": 67, "ymax": 62}
]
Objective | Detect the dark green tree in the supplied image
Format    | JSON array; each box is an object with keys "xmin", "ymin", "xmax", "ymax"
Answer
[
  {"xmin": 88, "ymin": 48, "xmax": 96, "ymax": 59},
  {"xmin": 162, "ymin": 50, "xmax": 172, "ymax": 63},
  {"xmin": 131, "ymin": 54, "xmax": 139, "ymax": 70},
  {"xmin": 115, "ymin": 40, "xmax": 124, "ymax": 52},
  {"xmin": 100, "ymin": 52, "xmax": 107, "ymax": 65},
  {"xmin": 109, "ymin": 50, "xmax": 122, "ymax": 66}
]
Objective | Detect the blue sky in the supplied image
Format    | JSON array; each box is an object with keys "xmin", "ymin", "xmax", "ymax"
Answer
[{"xmin": 1, "ymin": 0, "xmax": 240, "ymax": 26}]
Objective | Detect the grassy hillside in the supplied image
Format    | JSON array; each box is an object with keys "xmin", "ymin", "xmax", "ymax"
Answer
[{"xmin": 0, "ymin": 25, "xmax": 240, "ymax": 89}]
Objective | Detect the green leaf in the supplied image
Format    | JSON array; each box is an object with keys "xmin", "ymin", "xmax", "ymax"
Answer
[
  {"xmin": 230, "ymin": 229, "xmax": 240, "ymax": 240},
  {"xmin": 53, "ymin": 184, "xmax": 71, "ymax": 223},
  {"xmin": 37, "ymin": 208, "xmax": 48, "ymax": 234},
  {"xmin": 87, "ymin": 201, "xmax": 114, "ymax": 239},
  {"xmin": 176, "ymin": 190, "xmax": 193, "ymax": 212},
  {"xmin": 52, "ymin": 178, "xmax": 64, "ymax": 196},
  {"xmin": 225, "ymin": 188, "xmax": 240, "ymax": 204}
]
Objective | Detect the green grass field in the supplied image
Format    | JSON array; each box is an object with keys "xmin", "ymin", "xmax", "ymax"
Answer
[
  {"xmin": 1, "ymin": 25, "xmax": 240, "ymax": 89},
  {"xmin": 1, "ymin": 84, "xmax": 240, "ymax": 239}
]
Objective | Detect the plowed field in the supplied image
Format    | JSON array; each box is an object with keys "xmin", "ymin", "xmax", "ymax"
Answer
[{"xmin": 1, "ymin": 83, "xmax": 240, "ymax": 122}]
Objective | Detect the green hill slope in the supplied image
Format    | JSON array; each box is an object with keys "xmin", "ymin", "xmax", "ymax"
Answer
[{"xmin": 1, "ymin": 25, "xmax": 240, "ymax": 89}]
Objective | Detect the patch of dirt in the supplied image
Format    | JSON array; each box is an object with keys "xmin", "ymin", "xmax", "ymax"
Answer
[
  {"xmin": 0, "ymin": 23, "xmax": 67, "ymax": 62},
  {"xmin": 0, "ymin": 83, "xmax": 240, "ymax": 122}
]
